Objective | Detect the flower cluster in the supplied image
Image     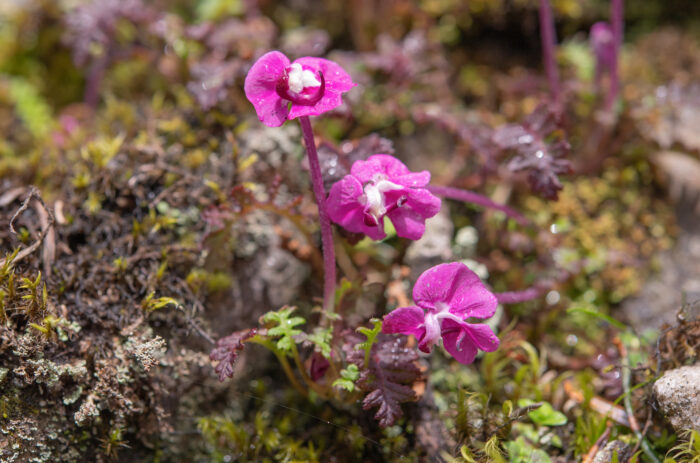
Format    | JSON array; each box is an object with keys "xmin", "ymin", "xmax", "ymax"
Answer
[
  {"xmin": 243, "ymin": 50, "xmax": 504, "ymax": 368},
  {"xmin": 382, "ymin": 262, "xmax": 499, "ymax": 365}
]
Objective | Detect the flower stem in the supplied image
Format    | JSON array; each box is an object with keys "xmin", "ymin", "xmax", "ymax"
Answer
[
  {"xmin": 290, "ymin": 340, "xmax": 329, "ymax": 398},
  {"xmin": 538, "ymin": 0, "xmax": 560, "ymax": 105},
  {"xmin": 607, "ymin": 0, "xmax": 624, "ymax": 111},
  {"xmin": 248, "ymin": 338, "xmax": 308, "ymax": 397},
  {"xmin": 298, "ymin": 116, "xmax": 336, "ymax": 315},
  {"xmin": 426, "ymin": 185, "xmax": 530, "ymax": 226}
]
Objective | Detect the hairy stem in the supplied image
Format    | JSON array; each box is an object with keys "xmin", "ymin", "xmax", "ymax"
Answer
[
  {"xmin": 298, "ymin": 116, "xmax": 337, "ymax": 315},
  {"xmin": 426, "ymin": 185, "xmax": 530, "ymax": 226},
  {"xmin": 607, "ymin": 0, "xmax": 624, "ymax": 111},
  {"xmin": 538, "ymin": 0, "xmax": 560, "ymax": 104}
]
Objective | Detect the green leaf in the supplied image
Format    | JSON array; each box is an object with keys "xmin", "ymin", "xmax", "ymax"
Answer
[
  {"xmin": 567, "ymin": 307, "xmax": 627, "ymax": 330},
  {"xmin": 505, "ymin": 436, "xmax": 552, "ymax": 463},
  {"xmin": 7, "ymin": 77, "xmax": 53, "ymax": 138},
  {"xmin": 333, "ymin": 364, "xmax": 360, "ymax": 392},
  {"xmin": 356, "ymin": 318, "xmax": 382, "ymax": 368},
  {"xmin": 307, "ymin": 327, "xmax": 332, "ymax": 359},
  {"xmin": 517, "ymin": 399, "xmax": 567, "ymax": 426},
  {"xmin": 262, "ymin": 306, "xmax": 305, "ymax": 354}
]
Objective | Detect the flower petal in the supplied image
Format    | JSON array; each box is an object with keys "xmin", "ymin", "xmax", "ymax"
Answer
[
  {"xmin": 385, "ymin": 188, "xmax": 441, "ymax": 220},
  {"xmin": 244, "ymin": 51, "xmax": 290, "ymax": 127},
  {"xmin": 441, "ymin": 320, "xmax": 499, "ymax": 365},
  {"xmin": 386, "ymin": 207, "xmax": 427, "ymax": 241},
  {"xmin": 327, "ymin": 175, "xmax": 386, "ymax": 240},
  {"xmin": 294, "ymin": 57, "xmax": 355, "ymax": 93},
  {"xmin": 382, "ymin": 306, "xmax": 426, "ymax": 339},
  {"xmin": 412, "ymin": 262, "xmax": 497, "ymax": 319},
  {"xmin": 287, "ymin": 57, "xmax": 356, "ymax": 119},
  {"xmin": 351, "ymin": 154, "xmax": 409, "ymax": 184}
]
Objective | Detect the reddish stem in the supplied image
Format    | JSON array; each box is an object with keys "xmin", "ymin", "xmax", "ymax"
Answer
[
  {"xmin": 538, "ymin": 0, "xmax": 560, "ymax": 105},
  {"xmin": 426, "ymin": 185, "xmax": 530, "ymax": 227},
  {"xmin": 298, "ymin": 116, "xmax": 336, "ymax": 314},
  {"xmin": 495, "ymin": 287, "xmax": 542, "ymax": 304},
  {"xmin": 607, "ymin": 0, "xmax": 624, "ymax": 111}
]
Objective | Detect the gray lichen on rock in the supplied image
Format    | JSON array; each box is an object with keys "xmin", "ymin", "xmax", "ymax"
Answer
[{"xmin": 653, "ymin": 365, "xmax": 700, "ymax": 432}]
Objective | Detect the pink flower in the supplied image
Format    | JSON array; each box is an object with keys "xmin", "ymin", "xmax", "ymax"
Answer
[
  {"xmin": 382, "ymin": 262, "xmax": 499, "ymax": 365},
  {"xmin": 590, "ymin": 22, "xmax": 615, "ymax": 75},
  {"xmin": 244, "ymin": 50, "xmax": 356, "ymax": 127},
  {"xmin": 326, "ymin": 154, "xmax": 441, "ymax": 240}
]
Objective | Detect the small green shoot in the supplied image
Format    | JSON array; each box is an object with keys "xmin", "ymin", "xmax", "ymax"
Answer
[
  {"xmin": 262, "ymin": 306, "xmax": 305, "ymax": 354},
  {"xmin": 356, "ymin": 318, "xmax": 382, "ymax": 368},
  {"xmin": 332, "ymin": 364, "xmax": 360, "ymax": 392},
  {"xmin": 517, "ymin": 399, "xmax": 567, "ymax": 426},
  {"xmin": 141, "ymin": 292, "xmax": 180, "ymax": 312}
]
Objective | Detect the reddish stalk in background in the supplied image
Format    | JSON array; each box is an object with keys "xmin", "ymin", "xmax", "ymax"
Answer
[
  {"xmin": 299, "ymin": 116, "xmax": 337, "ymax": 315},
  {"xmin": 538, "ymin": 0, "xmax": 560, "ymax": 105},
  {"xmin": 426, "ymin": 185, "xmax": 530, "ymax": 227},
  {"xmin": 495, "ymin": 288, "xmax": 542, "ymax": 304},
  {"xmin": 607, "ymin": 0, "xmax": 624, "ymax": 111}
]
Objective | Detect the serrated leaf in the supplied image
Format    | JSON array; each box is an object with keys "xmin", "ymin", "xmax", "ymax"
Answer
[
  {"xmin": 333, "ymin": 364, "xmax": 360, "ymax": 391},
  {"xmin": 210, "ymin": 329, "xmax": 256, "ymax": 381},
  {"xmin": 494, "ymin": 105, "xmax": 572, "ymax": 200},
  {"xmin": 356, "ymin": 318, "xmax": 382, "ymax": 368},
  {"xmin": 307, "ymin": 327, "xmax": 332, "ymax": 359},
  {"xmin": 261, "ymin": 306, "xmax": 305, "ymax": 354},
  {"xmin": 344, "ymin": 331, "xmax": 421, "ymax": 427}
]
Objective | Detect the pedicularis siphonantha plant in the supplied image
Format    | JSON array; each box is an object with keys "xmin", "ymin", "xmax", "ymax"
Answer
[{"xmin": 210, "ymin": 50, "xmax": 546, "ymax": 427}]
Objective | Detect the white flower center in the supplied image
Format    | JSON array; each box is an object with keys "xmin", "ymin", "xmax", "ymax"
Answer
[
  {"xmin": 361, "ymin": 175, "xmax": 403, "ymax": 223},
  {"xmin": 421, "ymin": 301, "xmax": 469, "ymax": 350},
  {"xmin": 287, "ymin": 63, "xmax": 321, "ymax": 94}
]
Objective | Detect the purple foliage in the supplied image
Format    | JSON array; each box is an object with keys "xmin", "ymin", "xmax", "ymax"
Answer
[
  {"xmin": 186, "ymin": 17, "xmax": 277, "ymax": 109},
  {"xmin": 187, "ymin": 60, "xmax": 242, "ymax": 110},
  {"xmin": 63, "ymin": 0, "xmax": 155, "ymax": 66},
  {"xmin": 280, "ymin": 27, "xmax": 331, "ymax": 58},
  {"xmin": 493, "ymin": 105, "xmax": 572, "ymax": 200},
  {"xmin": 344, "ymin": 332, "xmax": 421, "ymax": 428},
  {"xmin": 210, "ymin": 329, "xmax": 257, "ymax": 382},
  {"xmin": 314, "ymin": 134, "xmax": 395, "ymax": 192}
]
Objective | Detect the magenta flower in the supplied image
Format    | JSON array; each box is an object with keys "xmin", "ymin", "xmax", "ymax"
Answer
[
  {"xmin": 326, "ymin": 154, "xmax": 441, "ymax": 241},
  {"xmin": 382, "ymin": 262, "xmax": 499, "ymax": 365},
  {"xmin": 244, "ymin": 51, "xmax": 356, "ymax": 127},
  {"xmin": 590, "ymin": 22, "xmax": 616, "ymax": 78}
]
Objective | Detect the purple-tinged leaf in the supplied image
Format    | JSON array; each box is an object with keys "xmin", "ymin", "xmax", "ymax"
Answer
[
  {"xmin": 344, "ymin": 332, "xmax": 421, "ymax": 428},
  {"xmin": 187, "ymin": 59, "xmax": 242, "ymax": 110},
  {"xmin": 210, "ymin": 329, "xmax": 256, "ymax": 382},
  {"xmin": 309, "ymin": 134, "xmax": 395, "ymax": 192},
  {"xmin": 63, "ymin": 0, "xmax": 156, "ymax": 66},
  {"xmin": 493, "ymin": 105, "xmax": 573, "ymax": 200}
]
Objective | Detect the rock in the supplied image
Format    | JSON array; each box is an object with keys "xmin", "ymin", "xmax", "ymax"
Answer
[
  {"xmin": 653, "ymin": 365, "xmax": 700, "ymax": 431},
  {"xmin": 593, "ymin": 440, "xmax": 631, "ymax": 463},
  {"xmin": 405, "ymin": 205, "xmax": 453, "ymax": 279},
  {"xmin": 621, "ymin": 234, "xmax": 700, "ymax": 331}
]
